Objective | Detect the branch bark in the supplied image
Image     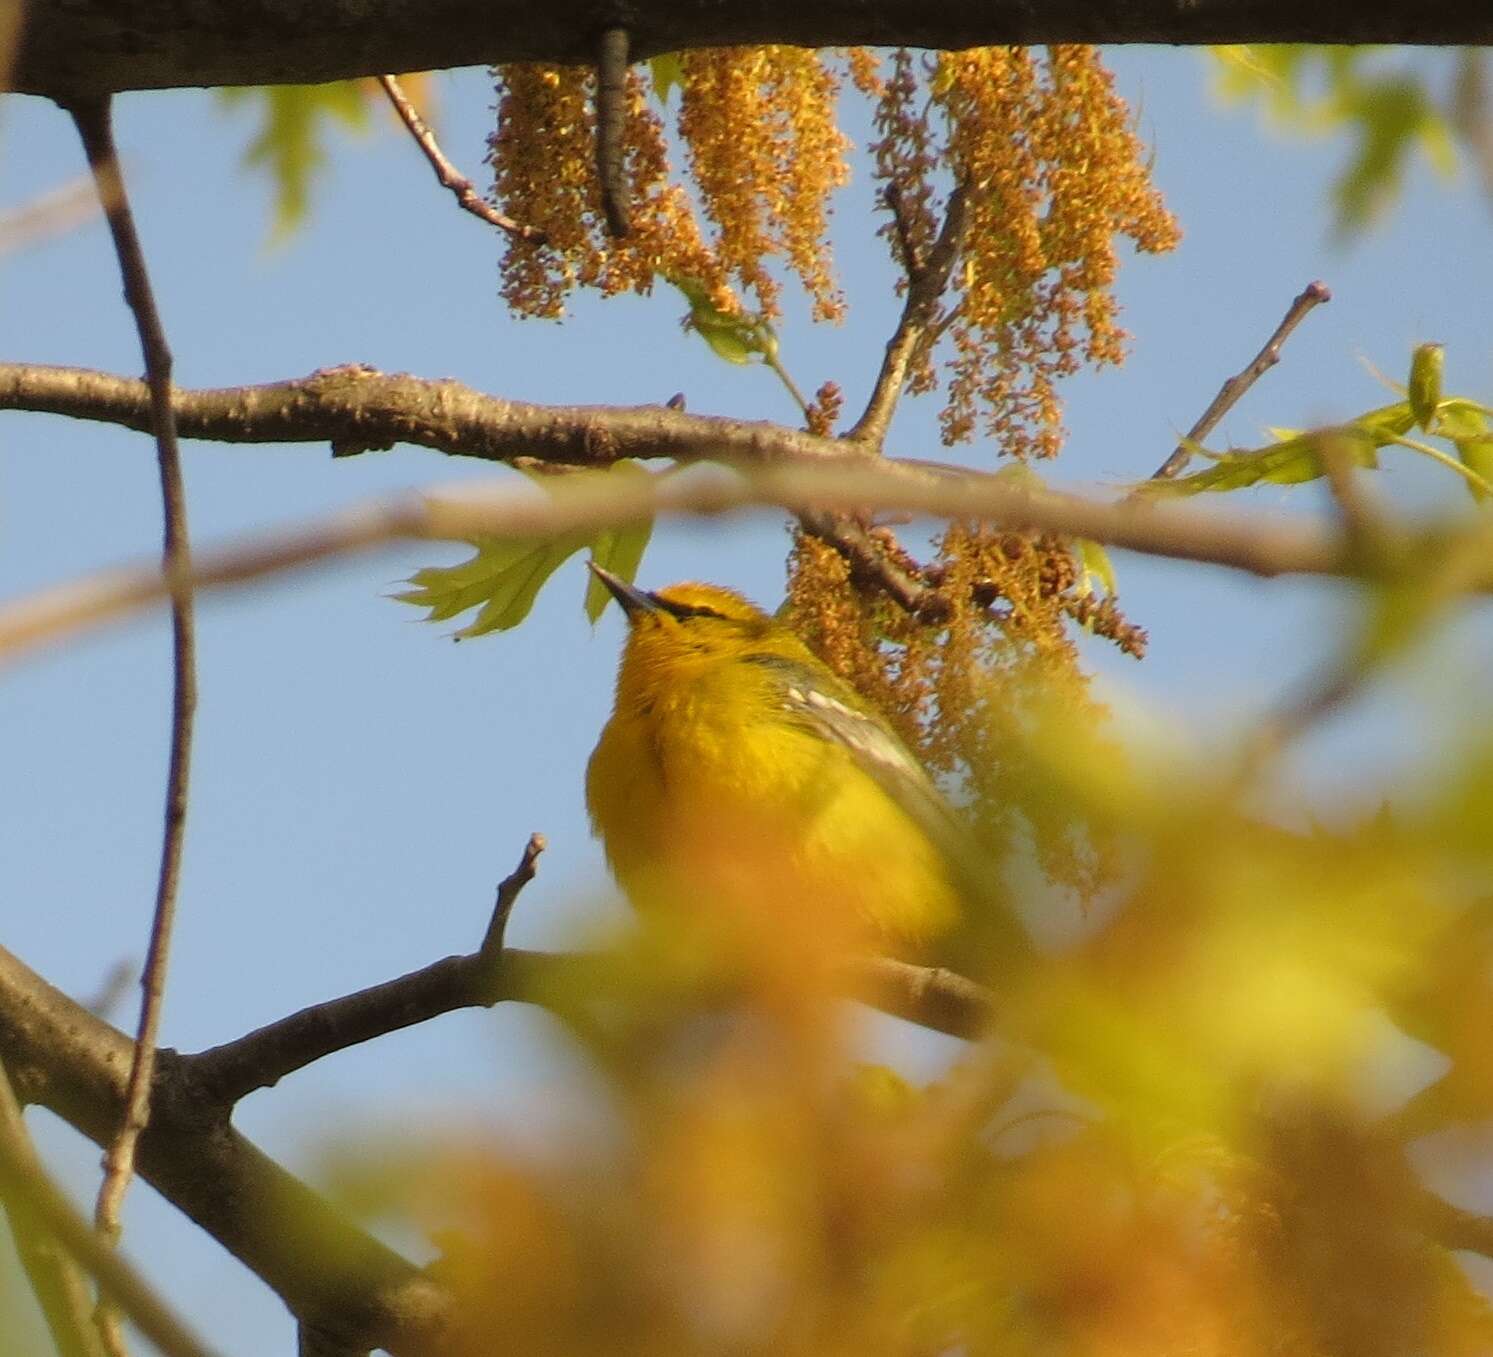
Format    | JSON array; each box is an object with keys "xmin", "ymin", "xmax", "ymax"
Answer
[
  {"xmin": 0, "ymin": 945, "xmax": 452, "ymax": 1355},
  {"xmin": 11, "ymin": 1, "xmax": 1492, "ymax": 100}
]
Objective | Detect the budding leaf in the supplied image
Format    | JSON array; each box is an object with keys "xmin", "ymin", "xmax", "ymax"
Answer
[{"xmin": 1408, "ymin": 342, "xmax": 1444, "ymax": 432}]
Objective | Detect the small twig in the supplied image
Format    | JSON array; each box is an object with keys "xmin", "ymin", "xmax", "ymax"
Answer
[
  {"xmin": 594, "ymin": 27, "xmax": 632, "ymax": 237},
  {"xmin": 849, "ymin": 184, "xmax": 969, "ymax": 448},
  {"xmin": 479, "ymin": 832, "xmax": 546, "ymax": 956},
  {"xmin": 82, "ymin": 960, "xmax": 137, "ymax": 1022},
  {"xmin": 193, "ymin": 836, "xmax": 549, "ymax": 1105},
  {"xmin": 378, "ymin": 74, "xmax": 546, "ymax": 245},
  {"xmin": 1151, "ymin": 280, "xmax": 1332, "ymax": 481},
  {"xmin": 0, "ymin": 1058, "xmax": 108, "ymax": 1357},
  {"xmin": 796, "ymin": 510, "xmax": 946, "ymax": 619},
  {"xmin": 67, "ymin": 94, "xmax": 198, "ymax": 1353},
  {"xmin": 0, "ymin": 1061, "xmax": 218, "ymax": 1357}
]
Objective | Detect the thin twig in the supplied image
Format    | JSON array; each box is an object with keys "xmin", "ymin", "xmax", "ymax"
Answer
[
  {"xmin": 0, "ymin": 458, "xmax": 1459, "ymax": 668},
  {"xmin": 480, "ymin": 832, "xmax": 546, "ymax": 957},
  {"xmin": 594, "ymin": 27, "xmax": 632, "ymax": 237},
  {"xmin": 1150, "ymin": 280, "xmax": 1332, "ymax": 481},
  {"xmin": 378, "ymin": 74, "xmax": 546, "ymax": 244},
  {"xmin": 849, "ymin": 184, "xmax": 968, "ymax": 448},
  {"xmin": 68, "ymin": 96, "xmax": 198, "ymax": 1353},
  {"xmin": 0, "ymin": 1060, "xmax": 219, "ymax": 1357},
  {"xmin": 0, "ymin": 1058, "xmax": 108, "ymax": 1357}
]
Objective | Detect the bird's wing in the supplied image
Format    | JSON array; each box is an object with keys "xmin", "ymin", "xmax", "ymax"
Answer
[
  {"xmin": 741, "ymin": 651, "xmax": 1034, "ymax": 973},
  {"xmin": 739, "ymin": 652, "xmax": 969, "ymax": 865}
]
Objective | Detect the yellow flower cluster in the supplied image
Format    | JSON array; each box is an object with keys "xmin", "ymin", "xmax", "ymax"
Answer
[
  {"xmin": 929, "ymin": 46, "xmax": 1181, "ymax": 456},
  {"xmin": 488, "ymin": 65, "xmax": 723, "ymax": 318},
  {"xmin": 489, "ymin": 47, "xmax": 1175, "ymax": 459},
  {"xmin": 785, "ymin": 523, "xmax": 1139, "ymax": 903},
  {"xmin": 679, "ymin": 47, "xmax": 849, "ymax": 321},
  {"xmin": 489, "ymin": 48, "xmax": 849, "ymax": 323}
]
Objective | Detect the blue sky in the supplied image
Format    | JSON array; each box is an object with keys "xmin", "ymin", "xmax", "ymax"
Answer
[{"xmin": 2, "ymin": 49, "xmax": 1490, "ymax": 1352}]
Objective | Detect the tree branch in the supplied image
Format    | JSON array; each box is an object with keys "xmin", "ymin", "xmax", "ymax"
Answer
[
  {"xmin": 377, "ymin": 74, "xmax": 545, "ymax": 244},
  {"xmin": 0, "ymin": 1058, "xmax": 110, "ymax": 1357},
  {"xmin": 0, "ymin": 945, "xmax": 452, "ymax": 1356},
  {"xmin": 0, "ymin": 360, "xmax": 845, "ymax": 468},
  {"xmin": 848, "ymin": 184, "xmax": 967, "ymax": 449},
  {"xmin": 1150, "ymin": 280, "xmax": 1332, "ymax": 481},
  {"xmin": 11, "ymin": 1, "xmax": 1491, "ymax": 100},
  {"xmin": 0, "ymin": 457, "xmax": 1472, "ymax": 668},
  {"xmin": 67, "ymin": 97, "xmax": 199, "ymax": 1357},
  {"xmin": 594, "ymin": 27, "xmax": 632, "ymax": 238}
]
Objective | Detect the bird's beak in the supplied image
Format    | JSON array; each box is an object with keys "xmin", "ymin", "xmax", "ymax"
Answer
[{"xmin": 588, "ymin": 562, "xmax": 659, "ymax": 619}]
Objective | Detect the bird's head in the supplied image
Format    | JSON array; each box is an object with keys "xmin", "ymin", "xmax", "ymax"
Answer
[{"xmin": 588, "ymin": 563, "xmax": 779, "ymax": 682}]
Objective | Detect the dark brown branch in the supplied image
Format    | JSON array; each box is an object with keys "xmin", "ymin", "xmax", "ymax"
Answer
[
  {"xmin": 67, "ymin": 100, "xmax": 199, "ymax": 1338},
  {"xmin": 192, "ymin": 837, "xmax": 553, "ymax": 1104},
  {"xmin": 849, "ymin": 184, "xmax": 967, "ymax": 449},
  {"xmin": 480, "ymin": 832, "xmax": 546, "ymax": 955},
  {"xmin": 594, "ymin": 27, "xmax": 632, "ymax": 238},
  {"xmin": 0, "ymin": 944, "xmax": 452, "ymax": 1355},
  {"xmin": 12, "ymin": 1, "xmax": 1492, "ymax": 99},
  {"xmin": 378, "ymin": 74, "xmax": 545, "ymax": 244},
  {"xmin": 1150, "ymin": 280, "xmax": 1332, "ymax": 481}
]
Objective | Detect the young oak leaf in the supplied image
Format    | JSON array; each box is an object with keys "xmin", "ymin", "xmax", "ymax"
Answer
[
  {"xmin": 394, "ymin": 463, "xmax": 654, "ymax": 637},
  {"xmin": 1138, "ymin": 405, "xmax": 1413, "ymax": 498}
]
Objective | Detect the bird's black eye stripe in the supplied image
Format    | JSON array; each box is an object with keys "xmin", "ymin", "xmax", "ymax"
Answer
[{"xmin": 656, "ymin": 597, "xmax": 727, "ymax": 621}]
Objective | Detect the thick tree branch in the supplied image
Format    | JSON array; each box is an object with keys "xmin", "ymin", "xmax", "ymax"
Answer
[
  {"xmin": 0, "ymin": 946, "xmax": 452, "ymax": 1355},
  {"xmin": 0, "ymin": 361, "xmax": 844, "ymax": 468},
  {"xmin": 10, "ymin": 1, "xmax": 1491, "ymax": 99}
]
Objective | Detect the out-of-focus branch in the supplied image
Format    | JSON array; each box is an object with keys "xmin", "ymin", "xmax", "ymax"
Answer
[
  {"xmin": 0, "ymin": 1058, "xmax": 218, "ymax": 1357},
  {"xmin": 849, "ymin": 184, "xmax": 967, "ymax": 449},
  {"xmin": 378, "ymin": 74, "xmax": 545, "ymax": 244},
  {"xmin": 1150, "ymin": 280, "xmax": 1332, "ymax": 481},
  {"xmin": 0, "ymin": 1058, "xmax": 109, "ymax": 1357},
  {"xmin": 0, "ymin": 457, "xmax": 1469, "ymax": 667},
  {"xmin": 67, "ymin": 98, "xmax": 198, "ymax": 1357}
]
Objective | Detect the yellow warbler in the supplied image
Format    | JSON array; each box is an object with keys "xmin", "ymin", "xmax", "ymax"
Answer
[{"xmin": 585, "ymin": 564, "xmax": 1023, "ymax": 963}]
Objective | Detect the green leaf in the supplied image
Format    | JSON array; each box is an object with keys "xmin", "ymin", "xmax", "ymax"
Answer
[
  {"xmin": 1140, "ymin": 426, "xmax": 1383, "ymax": 497},
  {"xmin": 1075, "ymin": 539, "xmax": 1118, "ymax": 598},
  {"xmin": 668, "ymin": 276, "xmax": 773, "ymax": 367},
  {"xmin": 649, "ymin": 52, "xmax": 686, "ymax": 105},
  {"xmin": 584, "ymin": 466, "xmax": 655, "ymax": 621},
  {"xmin": 1408, "ymin": 342, "xmax": 1445, "ymax": 432},
  {"xmin": 394, "ymin": 462, "xmax": 655, "ymax": 637},
  {"xmin": 218, "ymin": 82, "xmax": 371, "ymax": 239},
  {"xmin": 1455, "ymin": 434, "xmax": 1493, "ymax": 504}
]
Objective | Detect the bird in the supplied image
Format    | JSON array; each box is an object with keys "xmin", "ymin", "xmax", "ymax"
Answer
[{"xmin": 585, "ymin": 563, "xmax": 1027, "ymax": 966}]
